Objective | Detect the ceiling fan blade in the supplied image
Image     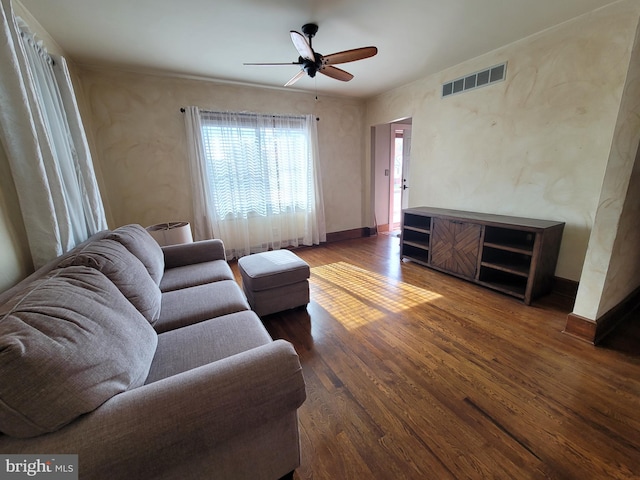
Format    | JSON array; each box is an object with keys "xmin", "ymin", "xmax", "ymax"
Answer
[
  {"xmin": 290, "ymin": 30, "xmax": 315, "ymax": 61},
  {"xmin": 323, "ymin": 46, "xmax": 378, "ymax": 65},
  {"xmin": 320, "ymin": 65, "xmax": 354, "ymax": 82},
  {"xmin": 284, "ymin": 69, "xmax": 306, "ymax": 87},
  {"xmin": 244, "ymin": 62, "xmax": 301, "ymax": 66}
]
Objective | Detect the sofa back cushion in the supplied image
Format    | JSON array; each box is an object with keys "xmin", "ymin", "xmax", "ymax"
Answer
[
  {"xmin": 59, "ymin": 238, "xmax": 162, "ymax": 324},
  {"xmin": 107, "ymin": 224, "xmax": 165, "ymax": 285},
  {"xmin": 0, "ymin": 230, "xmax": 111, "ymax": 307},
  {"xmin": 0, "ymin": 266, "xmax": 158, "ymax": 438}
]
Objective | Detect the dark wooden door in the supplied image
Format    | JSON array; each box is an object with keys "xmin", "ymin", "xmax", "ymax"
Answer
[{"xmin": 431, "ymin": 218, "xmax": 481, "ymax": 279}]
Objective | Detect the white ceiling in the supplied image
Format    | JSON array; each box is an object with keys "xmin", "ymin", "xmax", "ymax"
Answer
[{"xmin": 20, "ymin": 0, "xmax": 620, "ymax": 98}]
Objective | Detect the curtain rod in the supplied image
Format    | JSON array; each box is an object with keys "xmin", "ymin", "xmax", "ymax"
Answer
[
  {"xmin": 180, "ymin": 107, "xmax": 318, "ymax": 121},
  {"xmin": 18, "ymin": 23, "xmax": 55, "ymax": 66}
]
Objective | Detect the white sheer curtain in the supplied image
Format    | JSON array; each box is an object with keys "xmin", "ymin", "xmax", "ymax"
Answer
[
  {"xmin": 184, "ymin": 106, "xmax": 326, "ymax": 258},
  {"xmin": 0, "ymin": 0, "xmax": 107, "ymax": 268},
  {"xmin": 184, "ymin": 107, "xmax": 216, "ymax": 241}
]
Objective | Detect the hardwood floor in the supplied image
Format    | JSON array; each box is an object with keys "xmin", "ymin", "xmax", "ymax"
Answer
[{"xmin": 231, "ymin": 235, "xmax": 640, "ymax": 480}]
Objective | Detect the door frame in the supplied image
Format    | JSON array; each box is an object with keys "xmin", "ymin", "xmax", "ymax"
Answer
[{"xmin": 370, "ymin": 119, "xmax": 412, "ymax": 234}]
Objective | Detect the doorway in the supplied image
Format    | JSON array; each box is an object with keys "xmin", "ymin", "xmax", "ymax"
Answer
[
  {"xmin": 372, "ymin": 119, "xmax": 412, "ymax": 235},
  {"xmin": 390, "ymin": 125, "xmax": 411, "ymax": 231}
]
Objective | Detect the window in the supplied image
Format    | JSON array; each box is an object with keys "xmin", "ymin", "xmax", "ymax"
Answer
[
  {"xmin": 200, "ymin": 112, "xmax": 311, "ymax": 218},
  {"xmin": 185, "ymin": 108, "xmax": 326, "ymax": 258}
]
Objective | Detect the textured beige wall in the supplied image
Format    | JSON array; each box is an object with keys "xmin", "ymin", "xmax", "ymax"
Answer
[
  {"xmin": 0, "ymin": 146, "xmax": 32, "ymax": 292},
  {"xmin": 575, "ymin": 16, "xmax": 640, "ymax": 320},
  {"xmin": 365, "ymin": 1, "xmax": 640, "ymax": 283},
  {"xmin": 75, "ymin": 67, "xmax": 365, "ymax": 235}
]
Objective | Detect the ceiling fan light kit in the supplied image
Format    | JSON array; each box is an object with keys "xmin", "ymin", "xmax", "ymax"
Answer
[{"xmin": 244, "ymin": 23, "xmax": 378, "ymax": 87}]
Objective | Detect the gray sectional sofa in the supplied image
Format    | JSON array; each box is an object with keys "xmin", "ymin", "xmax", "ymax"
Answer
[{"xmin": 0, "ymin": 224, "xmax": 306, "ymax": 480}]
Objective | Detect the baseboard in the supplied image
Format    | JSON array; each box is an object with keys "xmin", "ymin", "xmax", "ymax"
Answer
[
  {"xmin": 564, "ymin": 314, "xmax": 598, "ymax": 344},
  {"xmin": 553, "ymin": 277, "xmax": 579, "ymax": 299},
  {"xmin": 564, "ymin": 284, "xmax": 640, "ymax": 345},
  {"xmin": 326, "ymin": 228, "xmax": 373, "ymax": 243}
]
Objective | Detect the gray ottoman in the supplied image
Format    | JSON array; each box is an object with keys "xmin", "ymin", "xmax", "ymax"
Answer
[{"xmin": 237, "ymin": 250, "xmax": 310, "ymax": 316}]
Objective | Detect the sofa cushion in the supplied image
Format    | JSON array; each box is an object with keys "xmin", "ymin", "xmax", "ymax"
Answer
[
  {"xmin": 108, "ymin": 224, "xmax": 165, "ymax": 285},
  {"xmin": 0, "ymin": 266, "xmax": 157, "ymax": 438},
  {"xmin": 59, "ymin": 238, "xmax": 162, "ymax": 324},
  {"xmin": 0, "ymin": 230, "xmax": 111, "ymax": 307},
  {"xmin": 145, "ymin": 310, "xmax": 272, "ymax": 384},
  {"xmin": 159, "ymin": 260, "xmax": 235, "ymax": 293},
  {"xmin": 154, "ymin": 280, "xmax": 250, "ymax": 333}
]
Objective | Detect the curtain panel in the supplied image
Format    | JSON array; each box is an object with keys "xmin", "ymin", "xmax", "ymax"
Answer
[
  {"xmin": 0, "ymin": 0, "xmax": 107, "ymax": 269},
  {"xmin": 184, "ymin": 107, "xmax": 326, "ymax": 258}
]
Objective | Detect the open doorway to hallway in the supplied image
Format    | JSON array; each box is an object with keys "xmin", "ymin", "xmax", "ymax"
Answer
[
  {"xmin": 372, "ymin": 119, "xmax": 412, "ymax": 236},
  {"xmin": 390, "ymin": 126, "xmax": 411, "ymax": 231}
]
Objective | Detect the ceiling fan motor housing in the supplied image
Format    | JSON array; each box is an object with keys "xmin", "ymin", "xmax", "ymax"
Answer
[{"xmin": 303, "ymin": 52, "xmax": 323, "ymax": 77}]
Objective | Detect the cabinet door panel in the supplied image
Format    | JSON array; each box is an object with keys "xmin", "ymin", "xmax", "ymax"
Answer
[
  {"xmin": 452, "ymin": 222, "xmax": 482, "ymax": 278},
  {"xmin": 431, "ymin": 219, "xmax": 481, "ymax": 279},
  {"xmin": 431, "ymin": 219, "xmax": 457, "ymax": 271}
]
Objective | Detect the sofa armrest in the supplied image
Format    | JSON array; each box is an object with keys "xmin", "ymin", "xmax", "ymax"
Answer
[
  {"xmin": 162, "ymin": 239, "xmax": 226, "ymax": 268},
  {"xmin": 0, "ymin": 340, "xmax": 306, "ymax": 480}
]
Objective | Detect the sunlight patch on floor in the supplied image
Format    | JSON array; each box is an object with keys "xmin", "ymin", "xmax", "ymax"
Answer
[{"xmin": 310, "ymin": 261, "xmax": 442, "ymax": 330}]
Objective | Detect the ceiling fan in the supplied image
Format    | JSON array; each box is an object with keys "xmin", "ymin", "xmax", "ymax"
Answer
[{"xmin": 244, "ymin": 23, "xmax": 378, "ymax": 87}]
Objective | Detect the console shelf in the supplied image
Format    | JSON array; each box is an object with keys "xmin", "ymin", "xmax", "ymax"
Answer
[{"xmin": 400, "ymin": 207, "xmax": 564, "ymax": 304}]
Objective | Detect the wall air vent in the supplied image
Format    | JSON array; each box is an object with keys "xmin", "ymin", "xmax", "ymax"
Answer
[{"xmin": 442, "ymin": 62, "xmax": 507, "ymax": 98}]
